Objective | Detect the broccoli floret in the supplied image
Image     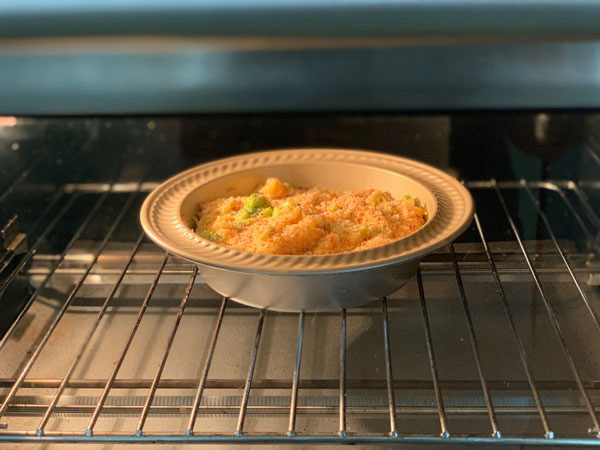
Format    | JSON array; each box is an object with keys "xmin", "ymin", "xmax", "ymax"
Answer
[
  {"xmin": 200, "ymin": 231, "xmax": 221, "ymax": 242},
  {"xmin": 234, "ymin": 209, "xmax": 251, "ymax": 223},
  {"xmin": 243, "ymin": 193, "xmax": 271, "ymax": 214}
]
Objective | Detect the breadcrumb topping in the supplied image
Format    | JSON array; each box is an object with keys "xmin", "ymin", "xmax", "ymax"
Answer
[{"xmin": 194, "ymin": 177, "xmax": 427, "ymax": 255}]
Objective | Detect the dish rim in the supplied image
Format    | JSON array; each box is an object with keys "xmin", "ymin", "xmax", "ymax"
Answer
[{"xmin": 140, "ymin": 148, "xmax": 474, "ymax": 275}]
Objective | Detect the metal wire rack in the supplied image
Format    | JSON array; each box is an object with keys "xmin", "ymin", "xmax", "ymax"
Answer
[{"xmin": 0, "ymin": 178, "xmax": 599, "ymax": 446}]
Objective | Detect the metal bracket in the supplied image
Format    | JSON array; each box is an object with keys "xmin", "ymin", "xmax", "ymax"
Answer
[
  {"xmin": 0, "ymin": 215, "xmax": 27, "ymax": 256},
  {"xmin": 0, "ymin": 214, "xmax": 28, "ymax": 294}
]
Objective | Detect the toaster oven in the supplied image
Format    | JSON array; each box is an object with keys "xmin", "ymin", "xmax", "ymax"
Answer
[{"xmin": 1, "ymin": 2, "xmax": 600, "ymax": 447}]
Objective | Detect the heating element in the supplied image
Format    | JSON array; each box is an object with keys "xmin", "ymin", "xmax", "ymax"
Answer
[{"xmin": 0, "ymin": 174, "xmax": 599, "ymax": 446}]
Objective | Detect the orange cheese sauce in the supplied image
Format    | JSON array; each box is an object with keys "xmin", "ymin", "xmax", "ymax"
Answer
[{"xmin": 194, "ymin": 178, "xmax": 427, "ymax": 255}]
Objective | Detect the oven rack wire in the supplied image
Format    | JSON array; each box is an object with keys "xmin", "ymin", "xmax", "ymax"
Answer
[{"xmin": 0, "ymin": 178, "xmax": 599, "ymax": 446}]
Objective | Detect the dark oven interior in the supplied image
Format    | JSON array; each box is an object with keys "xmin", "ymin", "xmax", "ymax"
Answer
[{"xmin": 0, "ymin": 113, "xmax": 599, "ymax": 446}]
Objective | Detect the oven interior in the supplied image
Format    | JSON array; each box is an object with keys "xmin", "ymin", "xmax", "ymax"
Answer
[{"xmin": 0, "ymin": 113, "xmax": 599, "ymax": 446}]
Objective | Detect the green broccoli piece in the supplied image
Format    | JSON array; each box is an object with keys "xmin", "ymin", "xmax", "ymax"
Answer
[
  {"xmin": 200, "ymin": 231, "xmax": 221, "ymax": 242},
  {"xmin": 243, "ymin": 193, "xmax": 271, "ymax": 214},
  {"xmin": 233, "ymin": 209, "xmax": 252, "ymax": 226}
]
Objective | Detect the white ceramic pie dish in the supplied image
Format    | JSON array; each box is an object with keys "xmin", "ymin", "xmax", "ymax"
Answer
[{"xmin": 140, "ymin": 148, "xmax": 474, "ymax": 312}]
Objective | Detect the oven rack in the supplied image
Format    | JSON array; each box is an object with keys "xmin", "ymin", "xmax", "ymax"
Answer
[{"xmin": 0, "ymin": 179, "xmax": 599, "ymax": 446}]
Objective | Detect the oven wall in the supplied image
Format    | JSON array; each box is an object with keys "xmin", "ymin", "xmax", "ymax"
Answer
[{"xmin": 1, "ymin": 113, "xmax": 599, "ymax": 338}]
